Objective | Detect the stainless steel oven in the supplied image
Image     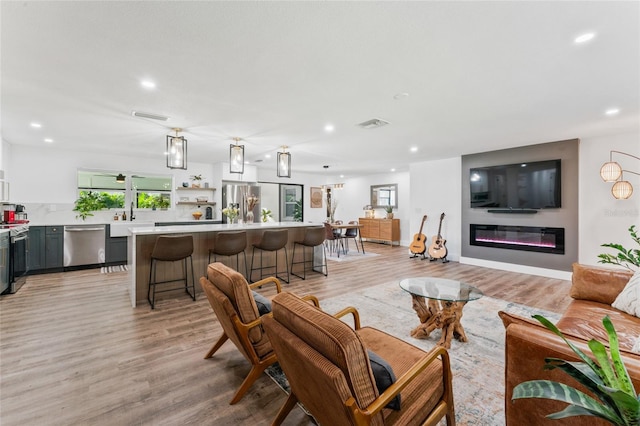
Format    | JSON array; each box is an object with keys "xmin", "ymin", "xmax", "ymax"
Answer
[{"xmin": 3, "ymin": 224, "xmax": 29, "ymax": 294}]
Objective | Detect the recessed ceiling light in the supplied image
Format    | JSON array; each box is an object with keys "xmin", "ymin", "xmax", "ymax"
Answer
[
  {"xmin": 244, "ymin": 160, "xmax": 250, "ymax": 164},
  {"xmin": 141, "ymin": 80, "xmax": 156, "ymax": 89},
  {"xmin": 340, "ymin": 174, "xmax": 344, "ymax": 178},
  {"xmin": 44, "ymin": 138, "xmax": 53, "ymax": 143},
  {"xmin": 394, "ymin": 92, "xmax": 409, "ymax": 100},
  {"xmin": 265, "ymin": 154, "xmax": 271, "ymax": 159},
  {"xmin": 390, "ymin": 168, "xmax": 396, "ymax": 172},
  {"xmin": 410, "ymin": 146, "xmax": 418, "ymax": 153},
  {"xmin": 605, "ymin": 108, "xmax": 620, "ymax": 116},
  {"xmin": 324, "ymin": 123, "xmax": 335, "ymax": 133},
  {"xmin": 574, "ymin": 32, "xmax": 596, "ymax": 44},
  {"xmin": 30, "ymin": 122, "xmax": 42, "ymax": 128}
]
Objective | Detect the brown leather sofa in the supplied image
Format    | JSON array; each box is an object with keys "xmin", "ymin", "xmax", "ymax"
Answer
[{"xmin": 501, "ymin": 263, "xmax": 639, "ymax": 426}]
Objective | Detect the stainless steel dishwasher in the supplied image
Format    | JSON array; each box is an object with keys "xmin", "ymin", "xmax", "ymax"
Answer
[{"xmin": 63, "ymin": 225, "xmax": 106, "ymax": 267}]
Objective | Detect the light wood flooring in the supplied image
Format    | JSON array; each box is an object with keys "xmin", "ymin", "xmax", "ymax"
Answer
[{"xmin": 0, "ymin": 243, "xmax": 572, "ymax": 425}]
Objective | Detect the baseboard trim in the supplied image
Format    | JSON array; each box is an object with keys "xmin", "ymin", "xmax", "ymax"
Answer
[{"xmin": 459, "ymin": 257, "xmax": 572, "ymax": 280}]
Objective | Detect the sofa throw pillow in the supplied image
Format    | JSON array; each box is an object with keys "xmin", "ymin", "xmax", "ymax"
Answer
[
  {"xmin": 612, "ymin": 270, "xmax": 640, "ymax": 318},
  {"xmin": 367, "ymin": 349, "xmax": 401, "ymax": 411},
  {"xmin": 251, "ymin": 291, "xmax": 272, "ymax": 316}
]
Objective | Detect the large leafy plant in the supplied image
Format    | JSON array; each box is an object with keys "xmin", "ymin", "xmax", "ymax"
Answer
[
  {"xmin": 598, "ymin": 225, "xmax": 640, "ymax": 271},
  {"xmin": 73, "ymin": 191, "xmax": 104, "ymax": 220},
  {"xmin": 512, "ymin": 315, "xmax": 639, "ymax": 425}
]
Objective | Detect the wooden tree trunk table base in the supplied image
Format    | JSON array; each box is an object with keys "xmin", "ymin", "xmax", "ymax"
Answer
[{"xmin": 409, "ymin": 295, "xmax": 468, "ymax": 349}]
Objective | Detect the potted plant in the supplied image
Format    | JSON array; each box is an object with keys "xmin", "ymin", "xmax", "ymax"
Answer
[
  {"xmin": 190, "ymin": 174, "xmax": 203, "ymax": 188},
  {"xmin": 512, "ymin": 315, "xmax": 639, "ymax": 425},
  {"xmin": 261, "ymin": 208, "xmax": 272, "ymax": 223},
  {"xmin": 384, "ymin": 205, "xmax": 394, "ymax": 219},
  {"xmin": 598, "ymin": 225, "xmax": 639, "ymax": 271}
]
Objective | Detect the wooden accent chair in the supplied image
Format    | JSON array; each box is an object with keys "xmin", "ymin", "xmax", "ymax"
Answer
[
  {"xmin": 200, "ymin": 262, "xmax": 319, "ymax": 405},
  {"xmin": 263, "ymin": 292, "xmax": 456, "ymax": 425}
]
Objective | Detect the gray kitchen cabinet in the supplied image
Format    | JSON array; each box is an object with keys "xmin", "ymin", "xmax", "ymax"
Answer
[
  {"xmin": 45, "ymin": 226, "xmax": 64, "ymax": 269},
  {"xmin": 105, "ymin": 225, "xmax": 127, "ymax": 265},
  {"xmin": 28, "ymin": 226, "xmax": 46, "ymax": 271},
  {"xmin": 28, "ymin": 225, "xmax": 64, "ymax": 273}
]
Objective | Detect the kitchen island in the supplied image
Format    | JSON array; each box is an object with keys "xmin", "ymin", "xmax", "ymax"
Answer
[{"xmin": 127, "ymin": 222, "xmax": 321, "ymax": 307}]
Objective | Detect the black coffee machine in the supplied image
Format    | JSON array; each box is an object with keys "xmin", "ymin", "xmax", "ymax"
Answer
[{"xmin": 205, "ymin": 206, "xmax": 213, "ymax": 220}]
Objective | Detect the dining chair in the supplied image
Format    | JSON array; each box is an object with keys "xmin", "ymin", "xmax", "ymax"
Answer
[
  {"xmin": 323, "ymin": 222, "xmax": 344, "ymax": 257},
  {"xmin": 343, "ymin": 220, "xmax": 360, "ymax": 253}
]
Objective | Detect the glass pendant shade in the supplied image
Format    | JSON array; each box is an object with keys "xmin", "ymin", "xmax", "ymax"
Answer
[
  {"xmin": 229, "ymin": 144, "xmax": 244, "ymax": 174},
  {"xmin": 611, "ymin": 180, "xmax": 633, "ymax": 199},
  {"xmin": 600, "ymin": 161, "xmax": 622, "ymax": 182},
  {"xmin": 166, "ymin": 132, "xmax": 187, "ymax": 170},
  {"xmin": 277, "ymin": 151, "xmax": 291, "ymax": 178}
]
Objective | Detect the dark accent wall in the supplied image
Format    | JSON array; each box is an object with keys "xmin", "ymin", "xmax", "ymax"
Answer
[{"xmin": 461, "ymin": 139, "xmax": 579, "ymax": 271}]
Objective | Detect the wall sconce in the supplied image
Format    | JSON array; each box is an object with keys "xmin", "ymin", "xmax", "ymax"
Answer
[
  {"xmin": 277, "ymin": 145, "xmax": 291, "ymax": 178},
  {"xmin": 600, "ymin": 150, "xmax": 639, "ymax": 199},
  {"xmin": 166, "ymin": 128, "xmax": 187, "ymax": 170},
  {"xmin": 115, "ymin": 173, "xmax": 126, "ymax": 183},
  {"xmin": 230, "ymin": 137, "xmax": 244, "ymax": 174}
]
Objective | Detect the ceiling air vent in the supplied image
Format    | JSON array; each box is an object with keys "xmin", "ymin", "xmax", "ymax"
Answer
[
  {"xmin": 357, "ymin": 118, "xmax": 390, "ymax": 129},
  {"xmin": 131, "ymin": 111, "xmax": 170, "ymax": 121}
]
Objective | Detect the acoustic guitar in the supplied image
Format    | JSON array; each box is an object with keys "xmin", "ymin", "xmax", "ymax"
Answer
[
  {"xmin": 428, "ymin": 212, "xmax": 448, "ymax": 261},
  {"xmin": 409, "ymin": 215, "xmax": 428, "ymax": 256}
]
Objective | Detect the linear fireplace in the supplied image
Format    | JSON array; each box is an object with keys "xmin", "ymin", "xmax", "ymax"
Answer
[{"xmin": 470, "ymin": 224, "xmax": 565, "ymax": 255}]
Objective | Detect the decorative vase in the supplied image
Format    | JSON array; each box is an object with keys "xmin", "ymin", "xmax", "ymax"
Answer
[
  {"xmin": 246, "ymin": 211, "xmax": 254, "ymax": 223},
  {"xmin": 386, "ymin": 213, "xmax": 394, "ymax": 219}
]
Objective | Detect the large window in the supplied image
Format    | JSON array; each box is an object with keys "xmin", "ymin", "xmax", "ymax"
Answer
[{"xmin": 77, "ymin": 170, "xmax": 172, "ymax": 210}]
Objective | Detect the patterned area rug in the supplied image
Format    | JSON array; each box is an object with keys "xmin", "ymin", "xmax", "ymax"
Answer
[
  {"xmin": 100, "ymin": 265, "xmax": 129, "ymax": 274},
  {"xmin": 266, "ymin": 280, "xmax": 561, "ymax": 425}
]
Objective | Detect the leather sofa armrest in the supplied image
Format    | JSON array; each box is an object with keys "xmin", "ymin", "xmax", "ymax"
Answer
[
  {"xmin": 504, "ymin": 321, "xmax": 640, "ymax": 426},
  {"xmin": 570, "ymin": 263, "xmax": 633, "ymax": 304}
]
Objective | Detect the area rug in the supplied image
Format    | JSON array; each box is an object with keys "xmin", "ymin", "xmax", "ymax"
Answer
[
  {"xmin": 100, "ymin": 265, "xmax": 128, "ymax": 274},
  {"xmin": 326, "ymin": 251, "xmax": 380, "ymax": 262},
  {"xmin": 266, "ymin": 280, "xmax": 561, "ymax": 425}
]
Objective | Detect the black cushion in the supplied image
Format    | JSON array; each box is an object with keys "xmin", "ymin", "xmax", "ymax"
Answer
[
  {"xmin": 252, "ymin": 290, "xmax": 272, "ymax": 316},
  {"xmin": 368, "ymin": 349, "xmax": 401, "ymax": 411}
]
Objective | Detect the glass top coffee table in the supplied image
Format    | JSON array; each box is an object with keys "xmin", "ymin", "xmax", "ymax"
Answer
[{"xmin": 399, "ymin": 277, "xmax": 483, "ymax": 349}]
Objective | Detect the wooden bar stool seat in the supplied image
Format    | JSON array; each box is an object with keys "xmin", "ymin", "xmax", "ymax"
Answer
[
  {"xmin": 147, "ymin": 235, "xmax": 196, "ymax": 309},
  {"xmin": 208, "ymin": 231, "xmax": 248, "ymax": 278},
  {"xmin": 250, "ymin": 229, "xmax": 290, "ymax": 283}
]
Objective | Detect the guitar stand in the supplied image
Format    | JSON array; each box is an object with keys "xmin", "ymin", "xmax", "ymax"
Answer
[
  {"xmin": 428, "ymin": 255, "xmax": 449, "ymax": 263},
  {"xmin": 410, "ymin": 252, "xmax": 427, "ymax": 260}
]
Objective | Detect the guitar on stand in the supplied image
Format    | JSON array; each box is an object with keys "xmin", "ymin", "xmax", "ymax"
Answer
[
  {"xmin": 409, "ymin": 215, "xmax": 428, "ymax": 259},
  {"xmin": 428, "ymin": 212, "xmax": 449, "ymax": 263}
]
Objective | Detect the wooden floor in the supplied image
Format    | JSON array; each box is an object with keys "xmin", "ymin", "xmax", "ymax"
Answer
[{"xmin": 0, "ymin": 243, "xmax": 572, "ymax": 425}]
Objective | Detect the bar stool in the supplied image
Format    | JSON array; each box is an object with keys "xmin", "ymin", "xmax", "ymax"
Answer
[
  {"xmin": 249, "ymin": 229, "xmax": 290, "ymax": 283},
  {"xmin": 291, "ymin": 226, "xmax": 327, "ymax": 279},
  {"xmin": 208, "ymin": 231, "xmax": 247, "ymax": 278},
  {"xmin": 147, "ymin": 235, "xmax": 196, "ymax": 309}
]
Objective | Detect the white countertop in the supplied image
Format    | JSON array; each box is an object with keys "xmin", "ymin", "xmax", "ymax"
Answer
[{"xmin": 130, "ymin": 221, "xmax": 320, "ymax": 236}]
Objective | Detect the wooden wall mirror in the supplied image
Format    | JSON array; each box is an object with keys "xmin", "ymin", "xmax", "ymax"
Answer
[{"xmin": 370, "ymin": 184, "xmax": 398, "ymax": 208}]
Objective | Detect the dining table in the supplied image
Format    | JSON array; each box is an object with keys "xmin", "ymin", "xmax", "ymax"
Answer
[{"xmin": 329, "ymin": 222, "xmax": 365, "ymax": 254}]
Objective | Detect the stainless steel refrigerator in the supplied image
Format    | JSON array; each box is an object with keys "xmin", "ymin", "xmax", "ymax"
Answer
[{"xmin": 221, "ymin": 183, "xmax": 261, "ymax": 224}]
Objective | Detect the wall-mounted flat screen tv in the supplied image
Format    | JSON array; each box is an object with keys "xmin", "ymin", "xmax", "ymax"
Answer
[{"xmin": 469, "ymin": 159, "xmax": 561, "ymax": 209}]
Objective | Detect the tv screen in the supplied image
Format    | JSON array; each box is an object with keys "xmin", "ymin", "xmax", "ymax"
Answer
[{"xmin": 469, "ymin": 159, "xmax": 561, "ymax": 209}]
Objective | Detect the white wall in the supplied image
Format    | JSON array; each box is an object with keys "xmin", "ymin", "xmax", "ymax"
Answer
[{"xmin": 579, "ymin": 133, "xmax": 640, "ymax": 267}]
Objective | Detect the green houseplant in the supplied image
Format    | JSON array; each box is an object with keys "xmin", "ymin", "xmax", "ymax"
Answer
[
  {"xmin": 261, "ymin": 208, "xmax": 272, "ymax": 222},
  {"xmin": 384, "ymin": 205, "xmax": 394, "ymax": 219},
  {"xmin": 512, "ymin": 315, "xmax": 639, "ymax": 425},
  {"xmin": 598, "ymin": 225, "xmax": 640, "ymax": 271}
]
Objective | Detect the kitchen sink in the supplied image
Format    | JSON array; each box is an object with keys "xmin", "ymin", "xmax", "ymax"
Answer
[{"xmin": 109, "ymin": 222, "xmax": 154, "ymax": 237}]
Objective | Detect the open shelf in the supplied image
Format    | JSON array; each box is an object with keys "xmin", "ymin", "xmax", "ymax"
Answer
[
  {"xmin": 176, "ymin": 187, "xmax": 216, "ymax": 191},
  {"xmin": 175, "ymin": 201, "xmax": 216, "ymax": 206}
]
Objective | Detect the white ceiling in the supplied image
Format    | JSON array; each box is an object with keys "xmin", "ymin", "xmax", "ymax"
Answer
[{"xmin": 2, "ymin": 1, "xmax": 639, "ymax": 178}]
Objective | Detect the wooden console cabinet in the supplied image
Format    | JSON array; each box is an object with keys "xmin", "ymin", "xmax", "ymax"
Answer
[{"xmin": 359, "ymin": 218, "xmax": 400, "ymax": 246}]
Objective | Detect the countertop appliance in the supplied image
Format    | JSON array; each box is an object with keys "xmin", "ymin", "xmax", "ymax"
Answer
[
  {"xmin": 63, "ymin": 224, "xmax": 106, "ymax": 267},
  {"xmin": 0, "ymin": 224, "xmax": 29, "ymax": 294}
]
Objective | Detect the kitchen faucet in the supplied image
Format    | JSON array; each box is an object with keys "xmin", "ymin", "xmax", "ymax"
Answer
[{"xmin": 130, "ymin": 201, "xmax": 135, "ymax": 221}]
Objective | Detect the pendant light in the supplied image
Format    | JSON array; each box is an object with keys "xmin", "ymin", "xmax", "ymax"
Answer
[
  {"xmin": 230, "ymin": 137, "xmax": 245, "ymax": 174},
  {"xmin": 166, "ymin": 128, "xmax": 187, "ymax": 170},
  {"xmin": 115, "ymin": 173, "xmax": 126, "ymax": 183},
  {"xmin": 277, "ymin": 145, "xmax": 291, "ymax": 178}
]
